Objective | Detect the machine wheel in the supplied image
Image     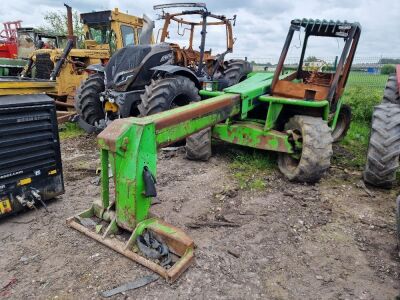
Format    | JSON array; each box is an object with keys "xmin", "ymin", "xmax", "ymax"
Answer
[
  {"xmin": 382, "ymin": 75, "xmax": 400, "ymax": 105},
  {"xmin": 138, "ymin": 75, "xmax": 200, "ymax": 116},
  {"xmin": 75, "ymin": 73, "xmax": 105, "ymax": 126},
  {"xmin": 332, "ymin": 104, "xmax": 352, "ymax": 142},
  {"xmin": 218, "ymin": 59, "xmax": 253, "ymax": 86},
  {"xmin": 396, "ymin": 196, "xmax": 400, "ymax": 253},
  {"xmin": 185, "ymin": 128, "xmax": 212, "ymax": 161},
  {"xmin": 278, "ymin": 115, "xmax": 333, "ymax": 183},
  {"xmin": 363, "ymin": 103, "xmax": 400, "ymax": 188}
]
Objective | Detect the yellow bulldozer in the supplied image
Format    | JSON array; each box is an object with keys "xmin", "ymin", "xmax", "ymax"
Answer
[{"xmin": 0, "ymin": 5, "xmax": 153, "ymax": 122}]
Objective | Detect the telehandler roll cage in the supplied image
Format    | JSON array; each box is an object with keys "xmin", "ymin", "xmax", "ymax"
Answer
[{"xmin": 271, "ymin": 19, "xmax": 361, "ymax": 109}]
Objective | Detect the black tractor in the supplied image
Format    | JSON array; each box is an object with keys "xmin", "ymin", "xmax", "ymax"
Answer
[{"xmin": 76, "ymin": 3, "xmax": 252, "ymax": 132}]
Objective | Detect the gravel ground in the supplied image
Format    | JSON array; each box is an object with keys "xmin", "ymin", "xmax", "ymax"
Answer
[{"xmin": 0, "ymin": 134, "xmax": 399, "ymax": 299}]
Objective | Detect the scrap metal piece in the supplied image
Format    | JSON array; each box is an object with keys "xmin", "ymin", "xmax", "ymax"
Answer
[
  {"xmin": 76, "ymin": 216, "xmax": 97, "ymax": 228},
  {"xmin": 101, "ymin": 274, "xmax": 159, "ymax": 298},
  {"xmin": 137, "ymin": 231, "xmax": 171, "ymax": 267}
]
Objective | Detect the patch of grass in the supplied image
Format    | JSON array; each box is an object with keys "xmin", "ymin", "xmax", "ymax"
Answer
[
  {"xmin": 227, "ymin": 147, "xmax": 276, "ymax": 190},
  {"xmin": 341, "ymin": 86, "xmax": 384, "ymax": 123},
  {"xmin": 333, "ymin": 73, "xmax": 387, "ymax": 168},
  {"xmin": 59, "ymin": 122, "xmax": 85, "ymax": 140},
  {"xmin": 334, "ymin": 121, "xmax": 370, "ymax": 169}
]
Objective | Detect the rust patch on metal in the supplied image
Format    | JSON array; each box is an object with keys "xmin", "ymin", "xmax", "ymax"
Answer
[
  {"xmin": 154, "ymin": 95, "xmax": 240, "ymax": 130},
  {"xmin": 98, "ymin": 119, "xmax": 132, "ymax": 152},
  {"xmin": 67, "ymin": 216, "xmax": 194, "ymax": 283},
  {"xmin": 258, "ymin": 131, "xmax": 289, "ymax": 153}
]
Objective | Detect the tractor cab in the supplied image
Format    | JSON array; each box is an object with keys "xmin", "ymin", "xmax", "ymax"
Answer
[
  {"xmin": 271, "ymin": 19, "xmax": 361, "ymax": 109},
  {"xmin": 16, "ymin": 28, "xmax": 67, "ymax": 59},
  {"xmin": 155, "ymin": 2, "xmax": 235, "ymax": 77},
  {"xmin": 81, "ymin": 8, "xmax": 149, "ymax": 54}
]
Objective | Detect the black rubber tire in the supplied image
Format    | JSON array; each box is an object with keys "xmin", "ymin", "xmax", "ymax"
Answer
[
  {"xmin": 382, "ymin": 74, "xmax": 400, "ymax": 105},
  {"xmin": 363, "ymin": 103, "xmax": 400, "ymax": 188},
  {"xmin": 278, "ymin": 115, "xmax": 333, "ymax": 183},
  {"xmin": 35, "ymin": 53, "xmax": 54, "ymax": 79},
  {"xmin": 75, "ymin": 73, "xmax": 105, "ymax": 126},
  {"xmin": 332, "ymin": 104, "xmax": 352, "ymax": 143},
  {"xmin": 396, "ymin": 196, "xmax": 400, "ymax": 252},
  {"xmin": 138, "ymin": 75, "xmax": 200, "ymax": 116},
  {"xmin": 185, "ymin": 128, "xmax": 212, "ymax": 161},
  {"xmin": 218, "ymin": 59, "xmax": 253, "ymax": 86}
]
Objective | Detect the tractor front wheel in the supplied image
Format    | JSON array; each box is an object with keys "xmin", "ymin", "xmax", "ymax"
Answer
[
  {"xmin": 75, "ymin": 73, "xmax": 105, "ymax": 127},
  {"xmin": 138, "ymin": 75, "xmax": 200, "ymax": 116},
  {"xmin": 278, "ymin": 115, "xmax": 333, "ymax": 183},
  {"xmin": 185, "ymin": 128, "xmax": 212, "ymax": 161}
]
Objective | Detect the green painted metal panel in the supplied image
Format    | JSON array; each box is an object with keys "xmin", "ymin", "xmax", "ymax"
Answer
[
  {"xmin": 259, "ymin": 95, "xmax": 330, "ymax": 121},
  {"xmin": 224, "ymin": 72, "xmax": 274, "ymax": 96},
  {"xmin": 329, "ymin": 97, "xmax": 343, "ymax": 130},
  {"xmin": 0, "ymin": 58, "xmax": 27, "ymax": 68},
  {"xmin": 212, "ymin": 122, "xmax": 294, "ymax": 153},
  {"xmin": 199, "ymin": 90, "xmax": 224, "ymax": 98},
  {"xmin": 265, "ymin": 102, "xmax": 283, "ymax": 130},
  {"xmin": 155, "ymin": 105, "xmax": 241, "ymax": 147},
  {"xmin": 98, "ymin": 120, "xmax": 158, "ymax": 229}
]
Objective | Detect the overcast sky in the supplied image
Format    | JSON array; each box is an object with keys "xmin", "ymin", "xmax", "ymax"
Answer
[{"xmin": 1, "ymin": 0, "xmax": 399, "ymax": 61}]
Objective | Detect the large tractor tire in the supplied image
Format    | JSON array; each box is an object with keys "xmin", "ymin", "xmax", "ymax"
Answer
[
  {"xmin": 278, "ymin": 115, "xmax": 333, "ymax": 183},
  {"xmin": 75, "ymin": 73, "xmax": 105, "ymax": 126},
  {"xmin": 363, "ymin": 103, "xmax": 400, "ymax": 188},
  {"xmin": 382, "ymin": 74, "xmax": 400, "ymax": 104},
  {"xmin": 332, "ymin": 104, "xmax": 352, "ymax": 142},
  {"xmin": 218, "ymin": 59, "xmax": 253, "ymax": 86},
  {"xmin": 396, "ymin": 196, "xmax": 400, "ymax": 253},
  {"xmin": 138, "ymin": 75, "xmax": 200, "ymax": 116},
  {"xmin": 185, "ymin": 128, "xmax": 212, "ymax": 161}
]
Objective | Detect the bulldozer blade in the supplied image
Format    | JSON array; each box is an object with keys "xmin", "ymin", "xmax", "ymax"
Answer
[{"xmin": 66, "ymin": 212, "xmax": 194, "ymax": 283}]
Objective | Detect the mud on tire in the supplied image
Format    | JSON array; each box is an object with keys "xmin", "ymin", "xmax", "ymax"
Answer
[
  {"xmin": 75, "ymin": 73, "xmax": 105, "ymax": 126},
  {"xmin": 363, "ymin": 103, "xmax": 400, "ymax": 188},
  {"xmin": 185, "ymin": 128, "xmax": 212, "ymax": 161},
  {"xmin": 278, "ymin": 115, "xmax": 333, "ymax": 183}
]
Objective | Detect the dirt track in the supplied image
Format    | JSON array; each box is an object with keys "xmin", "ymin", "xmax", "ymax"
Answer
[{"xmin": 0, "ymin": 134, "xmax": 399, "ymax": 299}]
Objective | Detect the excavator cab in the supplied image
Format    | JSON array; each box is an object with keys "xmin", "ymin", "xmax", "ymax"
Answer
[{"xmin": 81, "ymin": 8, "xmax": 150, "ymax": 54}]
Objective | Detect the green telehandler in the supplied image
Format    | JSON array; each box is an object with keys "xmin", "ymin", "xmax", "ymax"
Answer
[{"xmin": 67, "ymin": 19, "xmax": 361, "ymax": 282}]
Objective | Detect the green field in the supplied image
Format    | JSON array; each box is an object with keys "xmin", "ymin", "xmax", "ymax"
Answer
[{"xmin": 346, "ymin": 71, "xmax": 388, "ymax": 88}]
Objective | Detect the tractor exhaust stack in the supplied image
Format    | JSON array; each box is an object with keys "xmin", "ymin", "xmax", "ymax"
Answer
[{"xmin": 64, "ymin": 3, "xmax": 75, "ymax": 46}]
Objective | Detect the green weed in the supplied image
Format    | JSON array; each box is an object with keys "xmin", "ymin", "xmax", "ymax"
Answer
[
  {"xmin": 227, "ymin": 147, "xmax": 276, "ymax": 190},
  {"xmin": 335, "ymin": 121, "xmax": 370, "ymax": 169},
  {"xmin": 59, "ymin": 122, "xmax": 85, "ymax": 140}
]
